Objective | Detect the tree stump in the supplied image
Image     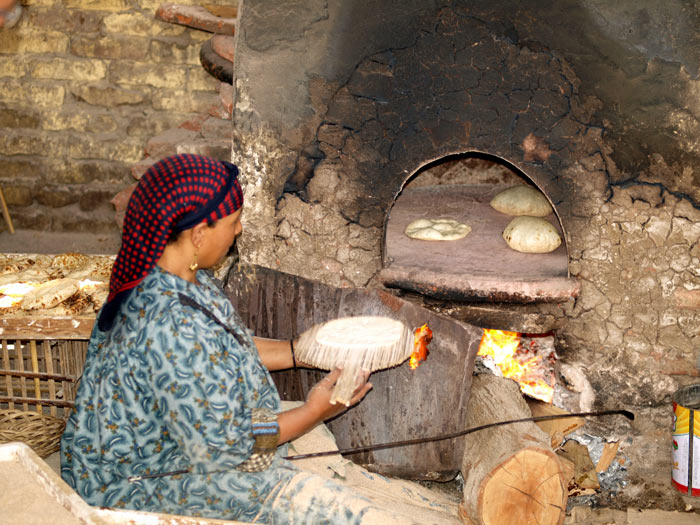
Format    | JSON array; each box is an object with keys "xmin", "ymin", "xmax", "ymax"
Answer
[{"xmin": 460, "ymin": 374, "xmax": 567, "ymax": 525}]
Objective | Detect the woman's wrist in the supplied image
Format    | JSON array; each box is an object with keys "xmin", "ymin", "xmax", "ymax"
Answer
[
  {"xmin": 290, "ymin": 338, "xmax": 297, "ymax": 368},
  {"xmin": 277, "ymin": 402, "xmax": 323, "ymax": 443}
]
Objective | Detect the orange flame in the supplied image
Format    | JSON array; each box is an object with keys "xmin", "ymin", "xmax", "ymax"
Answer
[
  {"xmin": 409, "ymin": 324, "xmax": 432, "ymax": 370},
  {"xmin": 477, "ymin": 329, "xmax": 554, "ymax": 402}
]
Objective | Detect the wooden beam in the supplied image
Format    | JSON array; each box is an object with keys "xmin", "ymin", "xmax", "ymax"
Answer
[
  {"xmin": 0, "ymin": 396, "xmax": 73, "ymax": 408},
  {"xmin": 0, "ymin": 316, "xmax": 94, "ymax": 339}
]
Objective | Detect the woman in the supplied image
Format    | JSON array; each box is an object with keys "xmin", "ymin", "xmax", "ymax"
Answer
[{"xmin": 60, "ymin": 154, "xmax": 378, "ymax": 522}]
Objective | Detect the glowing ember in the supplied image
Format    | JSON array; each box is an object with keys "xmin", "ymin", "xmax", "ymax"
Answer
[
  {"xmin": 409, "ymin": 324, "xmax": 433, "ymax": 370},
  {"xmin": 477, "ymin": 329, "xmax": 554, "ymax": 402}
]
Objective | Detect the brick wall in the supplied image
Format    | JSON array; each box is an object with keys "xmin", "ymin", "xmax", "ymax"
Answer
[{"xmin": 0, "ymin": 0, "xmax": 231, "ymax": 234}]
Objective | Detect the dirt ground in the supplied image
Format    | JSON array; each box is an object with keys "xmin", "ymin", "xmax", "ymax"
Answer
[
  {"xmin": 0, "ymin": 229, "xmax": 121, "ymax": 255},
  {"xmin": 43, "ymin": 452, "xmax": 700, "ymax": 524}
]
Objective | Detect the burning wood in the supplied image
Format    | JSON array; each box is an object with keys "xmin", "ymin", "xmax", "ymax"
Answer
[
  {"xmin": 477, "ymin": 328, "xmax": 555, "ymax": 403},
  {"xmin": 409, "ymin": 323, "xmax": 432, "ymax": 370}
]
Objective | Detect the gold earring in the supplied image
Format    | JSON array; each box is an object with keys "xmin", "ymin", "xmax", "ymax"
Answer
[{"xmin": 189, "ymin": 252, "xmax": 198, "ymax": 272}]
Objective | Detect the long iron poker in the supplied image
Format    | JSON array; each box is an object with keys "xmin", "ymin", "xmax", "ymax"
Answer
[
  {"xmin": 127, "ymin": 409, "xmax": 633, "ymax": 481},
  {"xmin": 283, "ymin": 409, "xmax": 634, "ymax": 461}
]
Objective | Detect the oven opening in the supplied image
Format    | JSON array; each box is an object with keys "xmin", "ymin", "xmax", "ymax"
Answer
[{"xmin": 381, "ymin": 152, "xmax": 578, "ymax": 304}]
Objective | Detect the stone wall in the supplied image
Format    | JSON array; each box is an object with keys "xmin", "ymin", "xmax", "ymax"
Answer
[{"xmin": 0, "ymin": 0, "xmax": 228, "ymax": 234}]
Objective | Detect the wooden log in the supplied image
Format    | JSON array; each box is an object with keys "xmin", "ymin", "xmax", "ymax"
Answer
[
  {"xmin": 526, "ymin": 399, "xmax": 586, "ymax": 448},
  {"xmin": 558, "ymin": 440, "xmax": 599, "ymax": 492},
  {"xmin": 460, "ymin": 374, "xmax": 567, "ymax": 525},
  {"xmin": 0, "ymin": 316, "xmax": 94, "ymax": 339}
]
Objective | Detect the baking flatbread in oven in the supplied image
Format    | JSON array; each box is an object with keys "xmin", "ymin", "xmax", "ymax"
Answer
[
  {"xmin": 405, "ymin": 218, "xmax": 472, "ymax": 241},
  {"xmin": 41, "ymin": 291, "xmax": 92, "ymax": 316},
  {"xmin": 50, "ymin": 252, "xmax": 90, "ymax": 271},
  {"xmin": 490, "ymin": 185, "xmax": 552, "ymax": 217},
  {"xmin": 0, "ymin": 267, "xmax": 50, "ymax": 287},
  {"xmin": 502, "ymin": 216, "xmax": 562, "ymax": 254}
]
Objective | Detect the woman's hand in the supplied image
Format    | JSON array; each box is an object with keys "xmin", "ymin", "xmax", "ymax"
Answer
[
  {"xmin": 276, "ymin": 368, "xmax": 372, "ymax": 444},
  {"xmin": 306, "ymin": 368, "xmax": 373, "ymax": 421}
]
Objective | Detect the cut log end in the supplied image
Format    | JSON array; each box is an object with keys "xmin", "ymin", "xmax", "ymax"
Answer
[
  {"xmin": 461, "ymin": 375, "xmax": 567, "ymax": 525},
  {"xmin": 480, "ymin": 448, "xmax": 566, "ymax": 525}
]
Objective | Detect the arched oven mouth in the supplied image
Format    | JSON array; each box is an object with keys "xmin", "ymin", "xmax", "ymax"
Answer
[{"xmin": 380, "ymin": 152, "xmax": 580, "ymax": 305}]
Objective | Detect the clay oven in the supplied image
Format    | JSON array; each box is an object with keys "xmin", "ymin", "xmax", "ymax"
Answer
[{"xmin": 231, "ymin": 0, "xmax": 700, "ymax": 510}]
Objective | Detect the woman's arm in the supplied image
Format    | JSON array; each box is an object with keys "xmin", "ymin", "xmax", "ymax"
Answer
[
  {"xmin": 276, "ymin": 368, "xmax": 372, "ymax": 444},
  {"xmin": 253, "ymin": 339, "xmax": 373, "ymax": 443},
  {"xmin": 254, "ymin": 336, "xmax": 311, "ymax": 371}
]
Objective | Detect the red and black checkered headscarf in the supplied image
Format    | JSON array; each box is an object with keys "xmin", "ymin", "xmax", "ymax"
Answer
[{"xmin": 98, "ymin": 154, "xmax": 244, "ymax": 331}]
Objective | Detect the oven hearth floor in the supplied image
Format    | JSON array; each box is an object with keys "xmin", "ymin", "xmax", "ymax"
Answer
[{"xmin": 381, "ymin": 185, "xmax": 579, "ymax": 303}]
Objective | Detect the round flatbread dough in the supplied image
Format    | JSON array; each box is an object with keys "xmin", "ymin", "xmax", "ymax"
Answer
[
  {"xmin": 502, "ymin": 216, "xmax": 562, "ymax": 254},
  {"xmin": 405, "ymin": 218, "xmax": 472, "ymax": 241},
  {"xmin": 490, "ymin": 185, "xmax": 552, "ymax": 217}
]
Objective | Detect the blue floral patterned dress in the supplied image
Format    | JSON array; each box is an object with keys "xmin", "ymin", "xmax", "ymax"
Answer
[
  {"xmin": 59, "ymin": 266, "xmax": 310, "ymax": 521},
  {"xmin": 61, "ymin": 266, "xmax": 458, "ymax": 524}
]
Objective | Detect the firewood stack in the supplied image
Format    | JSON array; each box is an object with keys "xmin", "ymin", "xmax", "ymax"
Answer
[{"xmin": 459, "ymin": 374, "xmax": 568, "ymax": 525}]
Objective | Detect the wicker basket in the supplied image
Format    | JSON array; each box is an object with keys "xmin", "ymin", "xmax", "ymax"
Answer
[{"xmin": 0, "ymin": 408, "xmax": 66, "ymax": 458}]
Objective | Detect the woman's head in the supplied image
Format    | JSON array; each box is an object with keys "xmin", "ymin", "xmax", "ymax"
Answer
[
  {"xmin": 98, "ymin": 154, "xmax": 244, "ymax": 330},
  {"xmin": 168, "ymin": 205, "xmax": 244, "ymax": 270}
]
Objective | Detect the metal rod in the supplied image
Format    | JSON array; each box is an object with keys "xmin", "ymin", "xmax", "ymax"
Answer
[
  {"xmin": 125, "ymin": 409, "xmax": 634, "ymax": 481},
  {"xmin": 284, "ymin": 409, "xmax": 634, "ymax": 461}
]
